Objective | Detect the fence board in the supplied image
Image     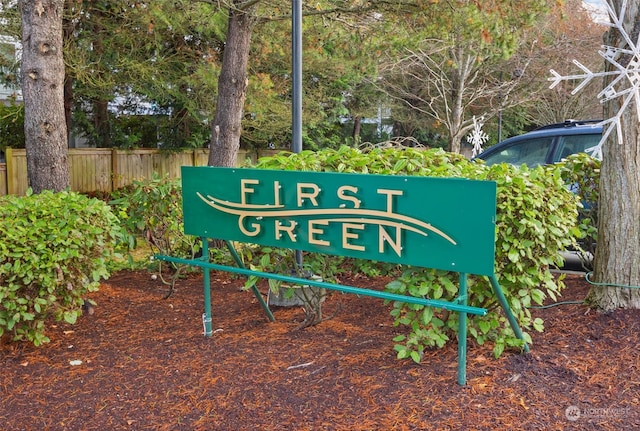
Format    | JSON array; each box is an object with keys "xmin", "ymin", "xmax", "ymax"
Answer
[
  {"xmin": 194, "ymin": 149, "xmax": 208, "ymax": 166},
  {"xmin": 0, "ymin": 163, "xmax": 6, "ymax": 195},
  {"xmin": 0, "ymin": 148, "xmax": 279, "ymax": 196},
  {"xmin": 111, "ymin": 149, "xmax": 196, "ymax": 190},
  {"xmin": 69, "ymin": 148, "xmax": 112, "ymax": 193},
  {"xmin": 5, "ymin": 148, "xmax": 28, "ymax": 195}
]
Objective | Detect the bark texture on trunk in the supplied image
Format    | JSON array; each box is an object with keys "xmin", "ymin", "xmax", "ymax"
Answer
[
  {"xmin": 590, "ymin": 0, "xmax": 640, "ymax": 310},
  {"xmin": 21, "ymin": 0, "xmax": 69, "ymax": 193},
  {"xmin": 352, "ymin": 116, "xmax": 362, "ymax": 142},
  {"xmin": 208, "ymin": 5, "xmax": 256, "ymax": 167},
  {"xmin": 94, "ymin": 100, "xmax": 111, "ymax": 147},
  {"xmin": 62, "ymin": 7, "xmax": 73, "ymax": 145}
]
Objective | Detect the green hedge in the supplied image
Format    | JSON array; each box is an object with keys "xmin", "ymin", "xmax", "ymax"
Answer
[
  {"xmin": 253, "ymin": 146, "xmax": 582, "ymax": 358},
  {"xmin": 0, "ymin": 190, "xmax": 123, "ymax": 345}
]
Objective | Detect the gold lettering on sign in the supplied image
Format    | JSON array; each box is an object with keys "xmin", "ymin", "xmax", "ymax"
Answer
[
  {"xmin": 275, "ymin": 220, "xmax": 297, "ymax": 242},
  {"xmin": 377, "ymin": 188, "xmax": 403, "ymax": 213},
  {"xmin": 297, "ymin": 183, "xmax": 321, "ymax": 207},
  {"xmin": 337, "ymin": 185, "xmax": 360, "ymax": 208},
  {"xmin": 199, "ymin": 193, "xmax": 456, "ymax": 245},
  {"xmin": 239, "ymin": 215, "xmax": 260, "ymax": 236},
  {"xmin": 241, "ymin": 179, "xmax": 260, "ymax": 205},
  {"xmin": 309, "ymin": 220, "xmax": 330, "ymax": 246},
  {"xmin": 379, "ymin": 225, "xmax": 402, "ymax": 257},
  {"xmin": 197, "ymin": 177, "xmax": 457, "ymax": 259},
  {"xmin": 342, "ymin": 223, "xmax": 365, "ymax": 251},
  {"xmin": 273, "ymin": 181, "xmax": 281, "ymax": 207}
]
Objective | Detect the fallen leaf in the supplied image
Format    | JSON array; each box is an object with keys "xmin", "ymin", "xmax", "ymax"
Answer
[{"xmin": 519, "ymin": 397, "xmax": 529, "ymax": 410}]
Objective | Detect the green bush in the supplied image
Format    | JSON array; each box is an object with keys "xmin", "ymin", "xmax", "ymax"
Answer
[
  {"xmin": 253, "ymin": 146, "xmax": 581, "ymax": 358},
  {"xmin": 110, "ymin": 174, "xmax": 197, "ymax": 258},
  {"xmin": 558, "ymin": 153, "xmax": 600, "ymax": 268},
  {"xmin": 109, "ymin": 174, "xmax": 213, "ymax": 293},
  {"xmin": 0, "ymin": 190, "xmax": 123, "ymax": 345}
]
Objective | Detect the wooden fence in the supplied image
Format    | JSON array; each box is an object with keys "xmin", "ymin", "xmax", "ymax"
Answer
[{"xmin": 0, "ymin": 148, "xmax": 278, "ymax": 196}]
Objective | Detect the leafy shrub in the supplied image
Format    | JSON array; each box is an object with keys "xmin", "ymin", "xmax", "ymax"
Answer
[
  {"xmin": 0, "ymin": 190, "xmax": 123, "ymax": 345},
  {"xmin": 557, "ymin": 153, "xmax": 601, "ymax": 269},
  {"xmin": 243, "ymin": 246, "xmax": 344, "ymax": 294},
  {"xmin": 241, "ymin": 244, "xmax": 344, "ymax": 327},
  {"xmin": 253, "ymin": 146, "xmax": 581, "ymax": 358},
  {"xmin": 110, "ymin": 175, "xmax": 196, "ymax": 277},
  {"xmin": 110, "ymin": 174, "xmax": 197, "ymax": 259},
  {"xmin": 109, "ymin": 174, "xmax": 231, "ymax": 295}
]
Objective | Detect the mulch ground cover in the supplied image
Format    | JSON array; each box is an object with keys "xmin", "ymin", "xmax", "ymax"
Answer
[{"xmin": 1, "ymin": 270, "xmax": 638, "ymax": 431}]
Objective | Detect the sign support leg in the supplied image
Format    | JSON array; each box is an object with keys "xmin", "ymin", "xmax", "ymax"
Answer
[
  {"xmin": 488, "ymin": 275, "xmax": 530, "ymax": 352},
  {"xmin": 225, "ymin": 241, "xmax": 276, "ymax": 322},
  {"xmin": 201, "ymin": 238, "xmax": 213, "ymax": 336},
  {"xmin": 457, "ymin": 273, "xmax": 468, "ymax": 385}
]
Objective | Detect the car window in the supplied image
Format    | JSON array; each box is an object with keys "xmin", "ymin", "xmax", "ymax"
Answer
[
  {"xmin": 553, "ymin": 134, "xmax": 601, "ymax": 161},
  {"xmin": 482, "ymin": 137, "xmax": 555, "ymax": 167}
]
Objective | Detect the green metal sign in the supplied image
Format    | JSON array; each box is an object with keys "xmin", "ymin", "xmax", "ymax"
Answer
[{"xmin": 182, "ymin": 167, "xmax": 497, "ymax": 276}]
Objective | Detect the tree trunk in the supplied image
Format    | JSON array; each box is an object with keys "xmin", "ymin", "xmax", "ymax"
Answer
[
  {"xmin": 175, "ymin": 106, "xmax": 191, "ymax": 146},
  {"xmin": 352, "ymin": 116, "xmax": 362, "ymax": 143},
  {"xmin": 94, "ymin": 100, "xmax": 111, "ymax": 147},
  {"xmin": 208, "ymin": 4, "xmax": 256, "ymax": 167},
  {"xmin": 63, "ymin": 74, "xmax": 73, "ymax": 146},
  {"xmin": 91, "ymin": 15, "xmax": 110, "ymax": 148},
  {"xmin": 449, "ymin": 82, "xmax": 463, "ymax": 153},
  {"xmin": 20, "ymin": 0, "xmax": 69, "ymax": 193},
  {"xmin": 447, "ymin": 45, "xmax": 470, "ymax": 154},
  {"xmin": 62, "ymin": 3, "xmax": 74, "ymax": 145},
  {"xmin": 590, "ymin": 0, "xmax": 640, "ymax": 311}
]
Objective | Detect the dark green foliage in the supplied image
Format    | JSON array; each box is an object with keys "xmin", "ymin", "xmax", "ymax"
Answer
[
  {"xmin": 71, "ymin": 108, "xmax": 212, "ymax": 149},
  {"xmin": 0, "ymin": 99, "xmax": 25, "ymax": 151}
]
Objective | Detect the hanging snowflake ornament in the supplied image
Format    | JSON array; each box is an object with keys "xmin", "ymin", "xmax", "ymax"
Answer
[
  {"xmin": 548, "ymin": 0, "xmax": 640, "ymax": 160},
  {"xmin": 466, "ymin": 116, "xmax": 489, "ymax": 157}
]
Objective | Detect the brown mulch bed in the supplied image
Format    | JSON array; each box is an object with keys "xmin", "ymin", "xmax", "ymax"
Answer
[{"xmin": 1, "ymin": 271, "xmax": 638, "ymax": 431}]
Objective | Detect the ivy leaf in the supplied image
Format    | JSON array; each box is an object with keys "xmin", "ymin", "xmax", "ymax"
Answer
[
  {"xmin": 533, "ymin": 318, "xmax": 544, "ymax": 332},
  {"xmin": 478, "ymin": 320, "xmax": 491, "ymax": 334}
]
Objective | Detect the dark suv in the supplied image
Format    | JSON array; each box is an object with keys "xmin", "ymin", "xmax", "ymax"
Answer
[{"xmin": 475, "ymin": 120, "xmax": 602, "ymax": 167}]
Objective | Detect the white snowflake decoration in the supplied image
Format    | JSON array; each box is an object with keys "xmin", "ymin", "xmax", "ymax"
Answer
[
  {"xmin": 548, "ymin": 0, "xmax": 640, "ymax": 160},
  {"xmin": 466, "ymin": 116, "xmax": 489, "ymax": 157}
]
